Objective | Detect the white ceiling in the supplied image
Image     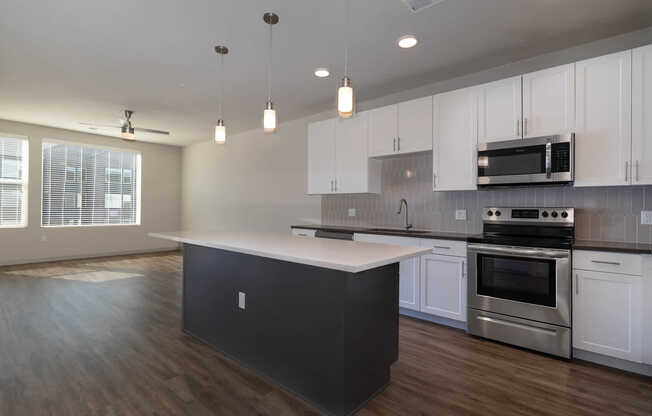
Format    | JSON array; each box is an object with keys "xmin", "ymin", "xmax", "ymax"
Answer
[{"xmin": 1, "ymin": 0, "xmax": 651, "ymax": 146}]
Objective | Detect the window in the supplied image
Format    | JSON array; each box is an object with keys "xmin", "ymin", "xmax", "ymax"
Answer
[
  {"xmin": 42, "ymin": 141, "xmax": 141, "ymax": 227},
  {"xmin": 0, "ymin": 135, "xmax": 28, "ymax": 227}
]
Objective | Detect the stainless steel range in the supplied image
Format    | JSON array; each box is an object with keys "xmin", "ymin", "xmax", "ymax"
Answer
[{"xmin": 467, "ymin": 207, "xmax": 574, "ymax": 358}]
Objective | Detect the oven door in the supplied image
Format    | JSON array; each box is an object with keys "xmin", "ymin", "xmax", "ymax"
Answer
[
  {"xmin": 477, "ymin": 134, "xmax": 573, "ymax": 186},
  {"xmin": 467, "ymin": 244, "xmax": 571, "ymax": 327}
]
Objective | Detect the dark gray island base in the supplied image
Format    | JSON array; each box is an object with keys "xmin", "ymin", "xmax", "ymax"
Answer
[{"xmin": 182, "ymin": 243, "xmax": 400, "ymax": 416}]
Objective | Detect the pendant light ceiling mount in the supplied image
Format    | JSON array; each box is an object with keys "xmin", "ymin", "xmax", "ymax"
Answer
[
  {"xmin": 262, "ymin": 12, "xmax": 279, "ymax": 25},
  {"xmin": 214, "ymin": 45, "xmax": 229, "ymax": 55}
]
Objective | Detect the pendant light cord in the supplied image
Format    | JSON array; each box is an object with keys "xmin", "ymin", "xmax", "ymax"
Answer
[
  {"xmin": 267, "ymin": 22, "xmax": 273, "ymax": 101},
  {"xmin": 344, "ymin": 0, "xmax": 350, "ymax": 77},
  {"xmin": 218, "ymin": 52, "xmax": 224, "ymax": 119}
]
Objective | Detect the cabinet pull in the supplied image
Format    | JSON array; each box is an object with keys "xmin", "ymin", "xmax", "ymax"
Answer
[
  {"xmin": 524, "ymin": 118, "xmax": 528, "ymax": 136},
  {"xmin": 625, "ymin": 161, "xmax": 629, "ymax": 182},
  {"xmin": 335, "ymin": 179, "xmax": 338, "ymax": 192},
  {"xmin": 636, "ymin": 160, "xmax": 640, "ymax": 182},
  {"xmin": 433, "ymin": 245, "xmax": 451, "ymax": 250},
  {"xmin": 297, "ymin": 233, "xmax": 307, "ymax": 237},
  {"xmin": 591, "ymin": 260, "xmax": 621, "ymax": 266},
  {"xmin": 575, "ymin": 274, "xmax": 579, "ymax": 295},
  {"xmin": 516, "ymin": 119, "xmax": 520, "ymax": 136},
  {"xmin": 398, "ymin": 137, "xmax": 401, "ymax": 152},
  {"xmin": 330, "ymin": 180, "xmax": 334, "ymax": 192},
  {"xmin": 393, "ymin": 138, "xmax": 396, "ymax": 152}
]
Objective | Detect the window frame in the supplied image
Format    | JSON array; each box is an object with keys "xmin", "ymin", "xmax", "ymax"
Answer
[
  {"xmin": 0, "ymin": 133, "xmax": 29, "ymax": 229},
  {"xmin": 40, "ymin": 138, "xmax": 142, "ymax": 228}
]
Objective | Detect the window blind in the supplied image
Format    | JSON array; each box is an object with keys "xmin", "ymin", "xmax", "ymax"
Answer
[
  {"xmin": 42, "ymin": 141, "xmax": 141, "ymax": 227},
  {"xmin": 0, "ymin": 135, "xmax": 28, "ymax": 227}
]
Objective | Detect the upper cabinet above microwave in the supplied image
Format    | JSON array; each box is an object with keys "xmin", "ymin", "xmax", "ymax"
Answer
[
  {"xmin": 477, "ymin": 65, "xmax": 576, "ymax": 145},
  {"xmin": 368, "ymin": 96, "xmax": 433, "ymax": 157}
]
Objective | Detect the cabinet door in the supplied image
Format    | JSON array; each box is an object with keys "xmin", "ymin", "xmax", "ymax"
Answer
[
  {"xmin": 644, "ymin": 259, "xmax": 652, "ymax": 365},
  {"xmin": 335, "ymin": 113, "xmax": 369, "ymax": 193},
  {"xmin": 433, "ymin": 87, "xmax": 477, "ymax": 191},
  {"xmin": 307, "ymin": 118, "xmax": 336, "ymax": 194},
  {"xmin": 477, "ymin": 76, "xmax": 522, "ymax": 144},
  {"xmin": 573, "ymin": 269, "xmax": 642, "ymax": 362},
  {"xmin": 522, "ymin": 64, "xmax": 575, "ymax": 138},
  {"xmin": 368, "ymin": 104, "xmax": 398, "ymax": 157},
  {"xmin": 575, "ymin": 51, "xmax": 632, "ymax": 187},
  {"xmin": 420, "ymin": 254, "xmax": 466, "ymax": 321},
  {"xmin": 353, "ymin": 233, "xmax": 421, "ymax": 311},
  {"xmin": 632, "ymin": 44, "xmax": 652, "ymax": 185},
  {"xmin": 397, "ymin": 96, "xmax": 433, "ymax": 154}
]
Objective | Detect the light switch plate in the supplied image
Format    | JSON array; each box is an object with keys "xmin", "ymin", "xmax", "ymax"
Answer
[
  {"xmin": 455, "ymin": 209, "xmax": 467, "ymax": 221},
  {"xmin": 642, "ymin": 211, "xmax": 652, "ymax": 225},
  {"xmin": 238, "ymin": 292, "xmax": 246, "ymax": 309},
  {"xmin": 348, "ymin": 208, "xmax": 356, "ymax": 217}
]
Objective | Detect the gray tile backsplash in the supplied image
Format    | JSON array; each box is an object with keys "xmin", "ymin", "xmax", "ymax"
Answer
[{"xmin": 321, "ymin": 152, "xmax": 652, "ymax": 243}]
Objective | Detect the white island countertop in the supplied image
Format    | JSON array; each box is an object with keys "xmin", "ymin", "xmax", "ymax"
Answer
[{"xmin": 150, "ymin": 231, "xmax": 430, "ymax": 273}]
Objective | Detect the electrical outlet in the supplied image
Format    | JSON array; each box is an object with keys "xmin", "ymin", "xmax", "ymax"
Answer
[
  {"xmin": 348, "ymin": 208, "xmax": 356, "ymax": 217},
  {"xmin": 238, "ymin": 292, "xmax": 246, "ymax": 309},
  {"xmin": 642, "ymin": 211, "xmax": 652, "ymax": 225},
  {"xmin": 455, "ymin": 209, "xmax": 467, "ymax": 221}
]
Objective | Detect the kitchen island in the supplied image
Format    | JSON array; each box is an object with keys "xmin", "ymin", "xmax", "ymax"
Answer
[{"xmin": 149, "ymin": 231, "xmax": 429, "ymax": 416}]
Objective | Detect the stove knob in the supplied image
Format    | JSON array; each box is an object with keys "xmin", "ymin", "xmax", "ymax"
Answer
[
  {"xmin": 541, "ymin": 211, "xmax": 549, "ymax": 218},
  {"xmin": 495, "ymin": 210, "xmax": 502, "ymax": 217},
  {"xmin": 551, "ymin": 211, "xmax": 559, "ymax": 218},
  {"xmin": 561, "ymin": 211, "xmax": 569, "ymax": 219},
  {"xmin": 487, "ymin": 210, "xmax": 494, "ymax": 217}
]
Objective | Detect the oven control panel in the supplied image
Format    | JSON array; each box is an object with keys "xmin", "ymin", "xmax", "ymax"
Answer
[{"xmin": 483, "ymin": 207, "xmax": 574, "ymax": 225}]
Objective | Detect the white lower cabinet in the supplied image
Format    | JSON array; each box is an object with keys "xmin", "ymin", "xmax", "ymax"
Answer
[
  {"xmin": 573, "ymin": 251, "xmax": 643, "ymax": 363},
  {"xmin": 419, "ymin": 253, "xmax": 467, "ymax": 322},
  {"xmin": 291, "ymin": 228, "xmax": 316, "ymax": 237},
  {"xmin": 353, "ymin": 233, "xmax": 420, "ymax": 311},
  {"xmin": 644, "ymin": 257, "xmax": 652, "ymax": 365}
]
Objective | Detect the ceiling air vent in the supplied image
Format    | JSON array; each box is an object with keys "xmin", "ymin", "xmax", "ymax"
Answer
[{"xmin": 401, "ymin": 0, "xmax": 446, "ymax": 13}]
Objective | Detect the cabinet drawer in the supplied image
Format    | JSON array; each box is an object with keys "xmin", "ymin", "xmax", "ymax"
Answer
[
  {"xmin": 573, "ymin": 250, "xmax": 643, "ymax": 276},
  {"xmin": 291, "ymin": 228, "xmax": 316, "ymax": 238},
  {"xmin": 354, "ymin": 233, "xmax": 420, "ymax": 247},
  {"xmin": 420, "ymin": 239, "xmax": 467, "ymax": 257}
]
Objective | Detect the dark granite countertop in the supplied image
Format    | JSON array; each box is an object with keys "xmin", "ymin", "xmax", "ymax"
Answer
[{"xmin": 292, "ymin": 225, "xmax": 652, "ymax": 255}]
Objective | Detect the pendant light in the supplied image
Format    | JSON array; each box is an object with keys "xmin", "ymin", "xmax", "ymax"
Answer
[
  {"xmin": 214, "ymin": 45, "xmax": 228, "ymax": 144},
  {"xmin": 337, "ymin": 0, "xmax": 354, "ymax": 118},
  {"xmin": 263, "ymin": 12, "xmax": 279, "ymax": 133}
]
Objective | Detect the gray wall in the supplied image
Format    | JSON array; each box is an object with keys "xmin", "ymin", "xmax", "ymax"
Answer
[
  {"xmin": 182, "ymin": 113, "xmax": 322, "ymax": 233},
  {"xmin": 0, "ymin": 119, "xmax": 182, "ymax": 265},
  {"xmin": 322, "ymin": 28, "xmax": 652, "ymax": 243},
  {"xmin": 322, "ymin": 152, "xmax": 652, "ymax": 243}
]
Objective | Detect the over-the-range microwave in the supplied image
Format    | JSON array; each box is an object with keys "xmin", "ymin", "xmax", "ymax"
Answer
[{"xmin": 477, "ymin": 133, "xmax": 574, "ymax": 187}]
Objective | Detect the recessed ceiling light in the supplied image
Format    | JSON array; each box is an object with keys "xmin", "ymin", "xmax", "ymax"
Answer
[
  {"xmin": 397, "ymin": 35, "xmax": 418, "ymax": 49},
  {"xmin": 314, "ymin": 68, "xmax": 330, "ymax": 78}
]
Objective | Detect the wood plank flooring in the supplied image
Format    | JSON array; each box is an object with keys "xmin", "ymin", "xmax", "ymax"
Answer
[{"xmin": 0, "ymin": 252, "xmax": 650, "ymax": 416}]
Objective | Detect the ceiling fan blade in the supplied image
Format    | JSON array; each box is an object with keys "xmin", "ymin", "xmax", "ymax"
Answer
[
  {"xmin": 79, "ymin": 122, "xmax": 122, "ymax": 129},
  {"xmin": 133, "ymin": 127, "xmax": 170, "ymax": 135}
]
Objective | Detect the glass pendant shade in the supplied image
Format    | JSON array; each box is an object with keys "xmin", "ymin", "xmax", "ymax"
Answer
[
  {"xmin": 263, "ymin": 100, "xmax": 277, "ymax": 133},
  {"xmin": 337, "ymin": 77, "xmax": 354, "ymax": 118},
  {"xmin": 214, "ymin": 120, "xmax": 226, "ymax": 144}
]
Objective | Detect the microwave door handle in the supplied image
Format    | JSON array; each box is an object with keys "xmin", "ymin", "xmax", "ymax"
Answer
[{"xmin": 545, "ymin": 141, "xmax": 552, "ymax": 179}]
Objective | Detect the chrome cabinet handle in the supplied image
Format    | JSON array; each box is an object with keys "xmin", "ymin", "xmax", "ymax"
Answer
[
  {"xmin": 516, "ymin": 119, "xmax": 520, "ymax": 136},
  {"xmin": 575, "ymin": 274, "xmax": 579, "ymax": 295},
  {"xmin": 393, "ymin": 138, "xmax": 396, "ymax": 152},
  {"xmin": 432, "ymin": 246, "xmax": 451, "ymax": 250},
  {"xmin": 524, "ymin": 118, "xmax": 528, "ymax": 136},
  {"xmin": 297, "ymin": 233, "xmax": 308, "ymax": 237},
  {"xmin": 334, "ymin": 179, "xmax": 337, "ymax": 192},
  {"xmin": 591, "ymin": 260, "xmax": 621, "ymax": 266},
  {"xmin": 626, "ymin": 161, "xmax": 629, "ymax": 182},
  {"xmin": 636, "ymin": 160, "xmax": 640, "ymax": 182},
  {"xmin": 398, "ymin": 137, "xmax": 401, "ymax": 152}
]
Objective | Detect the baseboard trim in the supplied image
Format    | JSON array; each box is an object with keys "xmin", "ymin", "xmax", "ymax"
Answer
[
  {"xmin": 0, "ymin": 246, "xmax": 181, "ymax": 267},
  {"xmin": 399, "ymin": 307, "xmax": 467, "ymax": 331},
  {"xmin": 573, "ymin": 349, "xmax": 652, "ymax": 377}
]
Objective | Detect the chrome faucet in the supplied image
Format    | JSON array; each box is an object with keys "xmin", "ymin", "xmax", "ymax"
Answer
[{"xmin": 397, "ymin": 199, "xmax": 413, "ymax": 230}]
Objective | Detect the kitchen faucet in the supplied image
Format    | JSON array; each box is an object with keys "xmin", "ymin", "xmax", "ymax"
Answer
[{"xmin": 397, "ymin": 199, "xmax": 413, "ymax": 230}]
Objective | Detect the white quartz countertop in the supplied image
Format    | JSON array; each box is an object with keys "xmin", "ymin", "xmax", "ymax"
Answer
[{"xmin": 149, "ymin": 231, "xmax": 430, "ymax": 273}]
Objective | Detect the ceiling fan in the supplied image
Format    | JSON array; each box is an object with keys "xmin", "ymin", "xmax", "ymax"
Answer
[{"xmin": 80, "ymin": 110, "xmax": 170, "ymax": 140}]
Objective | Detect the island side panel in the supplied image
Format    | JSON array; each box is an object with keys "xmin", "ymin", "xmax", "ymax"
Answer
[{"xmin": 184, "ymin": 243, "xmax": 397, "ymax": 416}]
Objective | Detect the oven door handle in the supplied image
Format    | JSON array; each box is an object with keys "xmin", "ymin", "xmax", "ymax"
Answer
[{"xmin": 468, "ymin": 244, "xmax": 570, "ymax": 259}]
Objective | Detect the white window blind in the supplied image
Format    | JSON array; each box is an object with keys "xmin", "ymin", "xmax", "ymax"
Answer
[
  {"xmin": 0, "ymin": 135, "xmax": 28, "ymax": 227},
  {"xmin": 42, "ymin": 141, "xmax": 141, "ymax": 227}
]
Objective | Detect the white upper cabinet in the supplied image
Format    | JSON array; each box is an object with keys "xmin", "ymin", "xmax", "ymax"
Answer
[
  {"xmin": 307, "ymin": 114, "xmax": 380, "ymax": 195},
  {"xmin": 477, "ymin": 76, "xmax": 522, "ymax": 144},
  {"xmin": 433, "ymin": 87, "xmax": 477, "ymax": 191},
  {"xmin": 632, "ymin": 44, "xmax": 652, "ymax": 185},
  {"xmin": 369, "ymin": 104, "xmax": 398, "ymax": 157},
  {"xmin": 397, "ymin": 96, "xmax": 433, "ymax": 154},
  {"xmin": 369, "ymin": 97, "xmax": 433, "ymax": 157},
  {"xmin": 335, "ymin": 113, "xmax": 376, "ymax": 194},
  {"xmin": 575, "ymin": 50, "xmax": 632, "ymax": 187},
  {"xmin": 307, "ymin": 118, "xmax": 336, "ymax": 194},
  {"xmin": 522, "ymin": 64, "xmax": 575, "ymax": 138}
]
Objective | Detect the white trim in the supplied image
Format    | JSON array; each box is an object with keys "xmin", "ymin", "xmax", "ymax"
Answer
[
  {"xmin": 0, "ymin": 247, "xmax": 180, "ymax": 267},
  {"xmin": 0, "ymin": 134, "xmax": 29, "ymax": 228}
]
